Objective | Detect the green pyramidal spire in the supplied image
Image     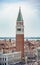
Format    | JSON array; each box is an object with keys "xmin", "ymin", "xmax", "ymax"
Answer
[{"xmin": 17, "ymin": 7, "xmax": 23, "ymax": 21}]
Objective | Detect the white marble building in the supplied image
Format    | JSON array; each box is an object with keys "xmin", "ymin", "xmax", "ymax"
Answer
[
  {"xmin": 34, "ymin": 47, "xmax": 40, "ymax": 65},
  {"xmin": 0, "ymin": 51, "xmax": 21, "ymax": 65}
]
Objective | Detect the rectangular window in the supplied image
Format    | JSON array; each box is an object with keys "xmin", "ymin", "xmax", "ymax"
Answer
[
  {"xmin": 3, "ymin": 58, "xmax": 4, "ymax": 61},
  {"xmin": 5, "ymin": 58, "xmax": 6, "ymax": 61},
  {"xmin": 17, "ymin": 28, "xmax": 21, "ymax": 31},
  {"xmin": 5, "ymin": 63, "xmax": 6, "ymax": 65},
  {"xmin": 3, "ymin": 64, "xmax": 4, "ymax": 65},
  {"xmin": 0, "ymin": 63, "xmax": 1, "ymax": 65}
]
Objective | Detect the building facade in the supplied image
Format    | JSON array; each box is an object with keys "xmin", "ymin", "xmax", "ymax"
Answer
[
  {"xmin": 0, "ymin": 52, "xmax": 21, "ymax": 65},
  {"xmin": 16, "ymin": 7, "xmax": 24, "ymax": 60},
  {"xmin": 34, "ymin": 47, "xmax": 40, "ymax": 65}
]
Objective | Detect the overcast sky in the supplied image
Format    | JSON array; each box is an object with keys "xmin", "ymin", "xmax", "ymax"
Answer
[{"xmin": 0, "ymin": 0, "xmax": 40, "ymax": 37}]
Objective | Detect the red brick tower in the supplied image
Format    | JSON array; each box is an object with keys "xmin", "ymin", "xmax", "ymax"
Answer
[{"xmin": 16, "ymin": 7, "xmax": 24, "ymax": 60}]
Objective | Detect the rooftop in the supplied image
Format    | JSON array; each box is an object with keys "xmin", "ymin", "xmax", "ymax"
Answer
[{"xmin": 17, "ymin": 7, "xmax": 23, "ymax": 21}]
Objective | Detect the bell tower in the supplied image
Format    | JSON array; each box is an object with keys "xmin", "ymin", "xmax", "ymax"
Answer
[{"xmin": 16, "ymin": 7, "xmax": 24, "ymax": 60}]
